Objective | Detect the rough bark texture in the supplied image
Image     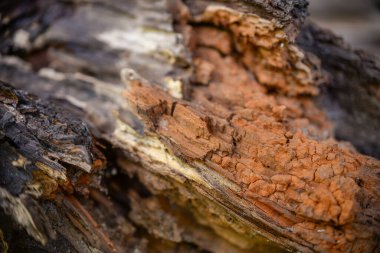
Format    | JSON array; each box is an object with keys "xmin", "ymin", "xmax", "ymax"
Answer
[
  {"xmin": 297, "ymin": 23, "xmax": 380, "ymax": 159},
  {"xmin": 0, "ymin": 1, "xmax": 380, "ymax": 253}
]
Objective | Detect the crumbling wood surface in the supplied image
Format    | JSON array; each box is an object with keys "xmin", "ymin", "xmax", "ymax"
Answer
[{"xmin": 0, "ymin": 1, "xmax": 380, "ymax": 253}]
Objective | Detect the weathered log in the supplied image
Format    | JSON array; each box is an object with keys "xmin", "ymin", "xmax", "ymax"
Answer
[{"xmin": 0, "ymin": 0, "xmax": 380, "ymax": 253}]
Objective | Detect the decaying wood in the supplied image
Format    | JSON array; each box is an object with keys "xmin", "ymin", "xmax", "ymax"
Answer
[{"xmin": 0, "ymin": 0, "xmax": 380, "ymax": 253}]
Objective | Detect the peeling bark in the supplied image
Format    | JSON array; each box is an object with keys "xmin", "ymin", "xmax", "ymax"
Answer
[{"xmin": 0, "ymin": 0, "xmax": 380, "ymax": 253}]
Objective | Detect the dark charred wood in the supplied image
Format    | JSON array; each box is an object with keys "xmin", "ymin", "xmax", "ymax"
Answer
[{"xmin": 297, "ymin": 23, "xmax": 380, "ymax": 159}]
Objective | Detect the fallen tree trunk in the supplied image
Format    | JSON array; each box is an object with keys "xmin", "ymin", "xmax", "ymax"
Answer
[{"xmin": 0, "ymin": 1, "xmax": 380, "ymax": 253}]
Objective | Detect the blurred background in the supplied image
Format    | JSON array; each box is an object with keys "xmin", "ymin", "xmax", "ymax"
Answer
[{"xmin": 309, "ymin": 0, "xmax": 380, "ymax": 58}]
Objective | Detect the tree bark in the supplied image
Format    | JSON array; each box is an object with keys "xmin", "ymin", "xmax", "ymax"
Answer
[{"xmin": 0, "ymin": 1, "xmax": 379, "ymax": 253}]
